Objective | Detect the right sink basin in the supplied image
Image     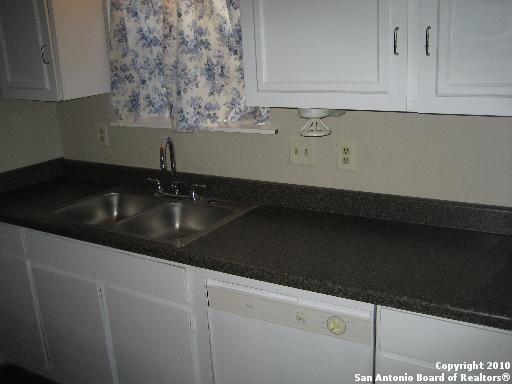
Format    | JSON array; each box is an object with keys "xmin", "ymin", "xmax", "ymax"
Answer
[{"xmin": 114, "ymin": 202, "xmax": 240, "ymax": 246}]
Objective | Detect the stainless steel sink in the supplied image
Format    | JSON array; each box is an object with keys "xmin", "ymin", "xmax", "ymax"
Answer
[
  {"xmin": 115, "ymin": 202, "xmax": 242, "ymax": 246},
  {"xmin": 43, "ymin": 189, "xmax": 254, "ymax": 247},
  {"xmin": 46, "ymin": 192, "xmax": 165, "ymax": 226}
]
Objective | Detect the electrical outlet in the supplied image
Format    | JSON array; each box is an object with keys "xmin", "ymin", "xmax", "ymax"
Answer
[
  {"xmin": 337, "ymin": 140, "xmax": 356, "ymax": 171},
  {"xmin": 96, "ymin": 123, "xmax": 109, "ymax": 147},
  {"xmin": 289, "ymin": 137, "xmax": 315, "ymax": 166}
]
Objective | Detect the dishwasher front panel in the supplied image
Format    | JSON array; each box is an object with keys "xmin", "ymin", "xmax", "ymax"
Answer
[{"xmin": 207, "ymin": 281, "xmax": 374, "ymax": 384}]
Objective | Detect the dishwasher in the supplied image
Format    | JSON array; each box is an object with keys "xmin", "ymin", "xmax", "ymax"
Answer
[{"xmin": 207, "ymin": 280, "xmax": 374, "ymax": 384}]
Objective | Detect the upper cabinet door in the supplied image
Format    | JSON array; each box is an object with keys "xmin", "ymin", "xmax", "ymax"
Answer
[
  {"xmin": 0, "ymin": 0, "xmax": 110, "ymax": 102},
  {"xmin": 417, "ymin": 0, "xmax": 512, "ymax": 115},
  {"xmin": 0, "ymin": 0, "xmax": 58, "ymax": 101},
  {"xmin": 241, "ymin": 0, "xmax": 408, "ymax": 110}
]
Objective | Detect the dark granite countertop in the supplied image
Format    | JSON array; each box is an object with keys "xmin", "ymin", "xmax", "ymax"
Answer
[{"xmin": 0, "ymin": 176, "xmax": 511, "ymax": 331}]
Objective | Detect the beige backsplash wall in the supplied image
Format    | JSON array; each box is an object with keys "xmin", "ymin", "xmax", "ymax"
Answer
[
  {"xmin": 57, "ymin": 94, "xmax": 512, "ymax": 207},
  {"xmin": 0, "ymin": 97, "xmax": 62, "ymax": 172}
]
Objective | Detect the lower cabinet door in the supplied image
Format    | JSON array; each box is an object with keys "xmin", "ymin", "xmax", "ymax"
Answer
[
  {"xmin": 32, "ymin": 266, "xmax": 113, "ymax": 384},
  {"xmin": 0, "ymin": 255, "xmax": 46, "ymax": 370},
  {"xmin": 377, "ymin": 307, "xmax": 512, "ymax": 384},
  {"xmin": 105, "ymin": 286, "xmax": 195, "ymax": 384}
]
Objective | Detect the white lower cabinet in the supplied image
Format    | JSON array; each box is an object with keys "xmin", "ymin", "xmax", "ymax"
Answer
[
  {"xmin": 104, "ymin": 286, "xmax": 195, "ymax": 384},
  {"xmin": 376, "ymin": 307, "xmax": 512, "ymax": 384},
  {"xmin": 22, "ymin": 229, "xmax": 198, "ymax": 384},
  {"xmin": 31, "ymin": 266, "xmax": 114, "ymax": 384},
  {"xmin": 0, "ymin": 254, "xmax": 46, "ymax": 371}
]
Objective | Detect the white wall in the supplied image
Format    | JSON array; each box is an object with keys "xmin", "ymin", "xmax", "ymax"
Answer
[
  {"xmin": 0, "ymin": 97, "xmax": 62, "ymax": 172},
  {"xmin": 57, "ymin": 94, "xmax": 512, "ymax": 207}
]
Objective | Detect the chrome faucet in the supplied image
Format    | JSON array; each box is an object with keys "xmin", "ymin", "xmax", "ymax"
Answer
[
  {"xmin": 151, "ymin": 136, "xmax": 207, "ymax": 200},
  {"xmin": 160, "ymin": 137, "xmax": 180, "ymax": 194}
]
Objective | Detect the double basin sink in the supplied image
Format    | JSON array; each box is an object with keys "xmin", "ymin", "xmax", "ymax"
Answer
[{"xmin": 43, "ymin": 188, "xmax": 254, "ymax": 247}]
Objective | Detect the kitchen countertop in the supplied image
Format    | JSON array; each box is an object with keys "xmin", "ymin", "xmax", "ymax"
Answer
[{"xmin": 0, "ymin": 177, "xmax": 511, "ymax": 330}]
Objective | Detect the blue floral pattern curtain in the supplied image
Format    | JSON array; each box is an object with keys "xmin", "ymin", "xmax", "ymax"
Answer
[{"xmin": 110, "ymin": 0, "xmax": 270, "ymax": 132}]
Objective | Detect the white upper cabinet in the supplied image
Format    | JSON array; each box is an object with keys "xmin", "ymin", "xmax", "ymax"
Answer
[
  {"xmin": 415, "ymin": 0, "xmax": 512, "ymax": 116},
  {"xmin": 240, "ymin": 0, "xmax": 408, "ymax": 111},
  {"xmin": 0, "ymin": 1, "xmax": 58, "ymax": 101},
  {"xmin": 241, "ymin": 0, "xmax": 512, "ymax": 116},
  {"xmin": 0, "ymin": 0, "xmax": 110, "ymax": 101}
]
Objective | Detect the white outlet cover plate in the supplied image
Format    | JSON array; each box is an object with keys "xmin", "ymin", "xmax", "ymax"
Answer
[
  {"xmin": 337, "ymin": 140, "xmax": 356, "ymax": 171},
  {"xmin": 289, "ymin": 137, "xmax": 315, "ymax": 166},
  {"xmin": 96, "ymin": 123, "xmax": 109, "ymax": 147}
]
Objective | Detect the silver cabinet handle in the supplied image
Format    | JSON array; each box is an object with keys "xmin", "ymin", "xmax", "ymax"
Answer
[
  {"xmin": 393, "ymin": 26, "xmax": 400, "ymax": 56},
  {"xmin": 425, "ymin": 26, "xmax": 432, "ymax": 56},
  {"xmin": 41, "ymin": 44, "xmax": 50, "ymax": 65}
]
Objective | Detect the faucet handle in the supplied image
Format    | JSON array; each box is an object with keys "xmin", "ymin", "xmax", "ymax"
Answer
[
  {"xmin": 147, "ymin": 177, "xmax": 163, "ymax": 194},
  {"xmin": 190, "ymin": 184, "xmax": 206, "ymax": 201}
]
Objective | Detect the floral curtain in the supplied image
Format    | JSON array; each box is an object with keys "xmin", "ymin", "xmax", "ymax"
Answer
[{"xmin": 109, "ymin": 0, "xmax": 270, "ymax": 132}]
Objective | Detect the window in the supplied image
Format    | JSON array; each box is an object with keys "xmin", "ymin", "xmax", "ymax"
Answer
[{"xmin": 109, "ymin": 0, "xmax": 272, "ymax": 133}]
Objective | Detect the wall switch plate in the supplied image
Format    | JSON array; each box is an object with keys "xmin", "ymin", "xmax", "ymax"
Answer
[
  {"xmin": 289, "ymin": 137, "xmax": 315, "ymax": 166},
  {"xmin": 96, "ymin": 123, "xmax": 109, "ymax": 147},
  {"xmin": 337, "ymin": 140, "xmax": 356, "ymax": 171}
]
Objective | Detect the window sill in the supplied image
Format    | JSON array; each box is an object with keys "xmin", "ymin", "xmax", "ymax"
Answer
[
  {"xmin": 110, "ymin": 118, "xmax": 277, "ymax": 134},
  {"xmin": 207, "ymin": 126, "xmax": 277, "ymax": 135},
  {"xmin": 110, "ymin": 117, "xmax": 172, "ymax": 129}
]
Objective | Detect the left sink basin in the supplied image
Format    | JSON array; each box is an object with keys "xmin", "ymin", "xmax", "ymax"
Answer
[{"xmin": 46, "ymin": 192, "xmax": 164, "ymax": 226}]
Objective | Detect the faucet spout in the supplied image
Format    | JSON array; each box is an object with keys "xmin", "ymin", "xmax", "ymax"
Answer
[{"xmin": 160, "ymin": 137, "xmax": 177, "ymax": 184}]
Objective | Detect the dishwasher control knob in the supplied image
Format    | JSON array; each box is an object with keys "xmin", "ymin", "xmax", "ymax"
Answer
[{"xmin": 327, "ymin": 316, "xmax": 346, "ymax": 335}]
